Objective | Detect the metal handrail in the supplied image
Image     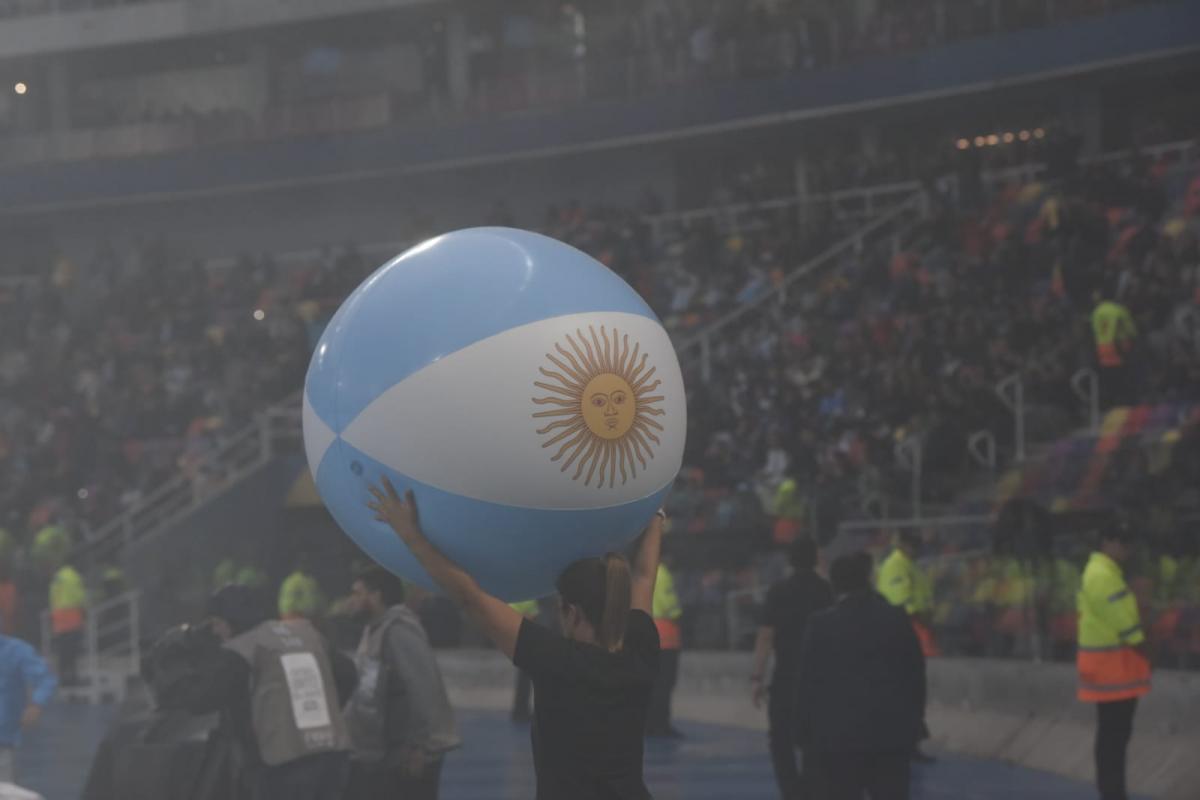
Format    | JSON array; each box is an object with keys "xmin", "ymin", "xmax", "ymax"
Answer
[
  {"xmin": 1070, "ymin": 367, "xmax": 1100, "ymax": 433},
  {"xmin": 41, "ymin": 588, "xmax": 142, "ymax": 704},
  {"xmin": 71, "ymin": 391, "xmax": 304, "ymax": 565},
  {"xmin": 995, "ymin": 372, "xmax": 1027, "ymax": 462},
  {"xmin": 968, "ymin": 429, "xmax": 998, "ymax": 471},
  {"xmin": 894, "ymin": 435, "xmax": 924, "ymax": 519},
  {"xmin": 678, "ymin": 193, "xmax": 925, "ymax": 358}
]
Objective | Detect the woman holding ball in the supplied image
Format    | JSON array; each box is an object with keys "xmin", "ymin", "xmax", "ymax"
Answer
[{"xmin": 367, "ymin": 477, "xmax": 665, "ymax": 800}]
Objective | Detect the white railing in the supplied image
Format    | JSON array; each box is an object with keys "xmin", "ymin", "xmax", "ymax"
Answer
[
  {"xmin": 968, "ymin": 429, "xmax": 998, "ymax": 471},
  {"xmin": 996, "ymin": 372, "xmax": 1027, "ymax": 463},
  {"xmin": 40, "ymin": 589, "xmax": 141, "ymax": 705},
  {"xmin": 678, "ymin": 192, "xmax": 927, "ymax": 367},
  {"xmin": 72, "ymin": 395, "xmax": 302, "ymax": 569},
  {"xmin": 894, "ymin": 435, "xmax": 924, "ymax": 520},
  {"xmin": 1071, "ymin": 367, "xmax": 1100, "ymax": 433}
]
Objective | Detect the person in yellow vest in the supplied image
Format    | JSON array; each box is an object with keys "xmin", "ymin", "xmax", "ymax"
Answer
[
  {"xmin": 509, "ymin": 599, "xmax": 540, "ymax": 722},
  {"xmin": 278, "ymin": 556, "xmax": 327, "ymax": 621},
  {"xmin": 1090, "ymin": 288, "xmax": 1137, "ymax": 409},
  {"xmin": 646, "ymin": 561, "xmax": 682, "ymax": 738},
  {"xmin": 877, "ymin": 531, "xmax": 939, "ymax": 658},
  {"xmin": 1078, "ymin": 519, "xmax": 1150, "ymax": 800},
  {"xmin": 771, "ymin": 476, "xmax": 806, "ymax": 545},
  {"xmin": 877, "ymin": 530, "xmax": 936, "ymax": 763},
  {"xmin": 214, "ymin": 558, "xmax": 269, "ymax": 591},
  {"xmin": 49, "ymin": 562, "xmax": 87, "ymax": 687},
  {"xmin": 30, "ymin": 526, "xmax": 70, "ymax": 574}
]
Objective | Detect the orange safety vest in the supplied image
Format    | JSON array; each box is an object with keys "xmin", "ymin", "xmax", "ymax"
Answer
[
  {"xmin": 1077, "ymin": 648, "xmax": 1151, "ymax": 703},
  {"xmin": 52, "ymin": 607, "xmax": 84, "ymax": 634},
  {"xmin": 1076, "ymin": 552, "xmax": 1150, "ymax": 702},
  {"xmin": 654, "ymin": 618, "xmax": 682, "ymax": 651},
  {"xmin": 912, "ymin": 619, "xmax": 940, "ymax": 659},
  {"xmin": 50, "ymin": 565, "xmax": 86, "ymax": 634}
]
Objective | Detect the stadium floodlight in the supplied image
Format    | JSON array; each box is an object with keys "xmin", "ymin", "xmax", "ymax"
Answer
[{"xmin": 13, "ymin": 82, "xmax": 27, "ymax": 95}]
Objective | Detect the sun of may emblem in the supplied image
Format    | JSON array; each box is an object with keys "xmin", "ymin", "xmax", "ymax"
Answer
[{"xmin": 532, "ymin": 325, "xmax": 666, "ymax": 487}]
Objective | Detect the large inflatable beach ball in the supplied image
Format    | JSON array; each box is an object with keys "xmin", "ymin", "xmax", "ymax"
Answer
[{"xmin": 303, "ymin": 228, "xmax": 686, "ymax": 600}]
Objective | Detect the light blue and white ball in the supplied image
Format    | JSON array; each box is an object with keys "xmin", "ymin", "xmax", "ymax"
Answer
[{"xmin": 303, "ymin": 228, "xmax": 686, "ymax": 601}]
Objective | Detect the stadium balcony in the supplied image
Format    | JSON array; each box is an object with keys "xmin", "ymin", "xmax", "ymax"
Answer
[{"xmin": 0, "ymin": 0, "xmax": 1196, "ymax": 210}]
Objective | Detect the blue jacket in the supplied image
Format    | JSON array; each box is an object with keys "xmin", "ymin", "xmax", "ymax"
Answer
[{"xmin": 0, "ymin": 636, "xmax": 56, "ymax": 746}]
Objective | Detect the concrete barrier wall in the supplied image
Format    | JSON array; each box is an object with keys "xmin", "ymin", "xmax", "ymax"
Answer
[{"xmin": 434, "ymin": 650, "xmax": 1200, "ymax": 800}]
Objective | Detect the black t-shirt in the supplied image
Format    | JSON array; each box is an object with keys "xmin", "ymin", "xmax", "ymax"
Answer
[
  {"xmin": 759, "ymin": 571, "xmax": 834, "ymax": 685},
  {"xmin": 513, "ymin": 609, "xmax": 660, "ymax": 800}
]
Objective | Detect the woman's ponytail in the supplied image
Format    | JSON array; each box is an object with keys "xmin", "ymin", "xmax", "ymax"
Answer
[
  {"xmin": 557, "ymin": 552, "xmax": 632, "ymax": 652},
  {"xmin": 598, "ymin": 553, "xmax": 632, "ymax": 652}
]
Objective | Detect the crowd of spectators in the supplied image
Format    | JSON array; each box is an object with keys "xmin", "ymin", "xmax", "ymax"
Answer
[
  {"xmin": 2, "ymin": 132, "xmax": 1198, "ymax": 553},
  {"xmin": 0, "ymin": 241, "xmax": 378, "ymax": 545},
  {"xmin": 0, "ymin": 124, "xmax": 1198, "ymax": 667},
  {"xmin": 672, "ymin": 147, "xmax": 1200, "ymax": 545}
]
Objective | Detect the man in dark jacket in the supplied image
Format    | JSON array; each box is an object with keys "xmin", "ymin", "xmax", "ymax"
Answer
[
  {"xmin": 174, "ymin": 585, "xmax": 358, "ymax": 800},
  {"xmin": 796, "ymin": 552, "xmax": 925, "ymax": 800},
  {"xmin": 751, "ymin": 536, "xmax": 833, "ymax": 799}
]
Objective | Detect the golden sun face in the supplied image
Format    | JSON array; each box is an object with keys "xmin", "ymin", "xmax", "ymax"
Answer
[
  {"xmin": 532, "ymin": 325, "xmax": 666, "ymax": 488},
  {"xmin": 582, "ymin": 373, "xmax": 634, "ymax": 440}
]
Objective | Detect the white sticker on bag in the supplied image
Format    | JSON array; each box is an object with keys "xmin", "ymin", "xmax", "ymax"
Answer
[{"xmin": 280, "ymin": 652, "xmax": 332, "ymax": 730}]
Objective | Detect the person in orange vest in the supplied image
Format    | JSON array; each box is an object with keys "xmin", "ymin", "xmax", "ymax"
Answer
[
  {"xmin": 1077, "ymin": 518, "xmax": 1150, "ymax": 800},
  {"xmin": 1090, "ymin": 287, "xmax": 1137, "ymax": 409},
  {"xmin": 646, "ymin": 557, "xmax": 682, "ymax": 738},
  {"xmin": 49, "ymin": 561, "xmax": 87, "ymax": 687}
]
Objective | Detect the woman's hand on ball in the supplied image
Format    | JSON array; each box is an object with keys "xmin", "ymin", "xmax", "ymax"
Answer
[{"xmin": 367, "ymin": 478, "xmax": 421, "ymax": 541}]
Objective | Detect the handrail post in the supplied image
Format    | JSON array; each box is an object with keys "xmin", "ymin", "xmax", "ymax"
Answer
[
  {"xmin": 995, "ymin": 373, "xmax": 1026, "ymax": 462},
  {"xmin": 967, "ymin": 430, "xmax": 997, "ymax": 470},
  {"xmin": 88, "ymin": 601, "xmax": 100, "ymax": 704},
  {"xmin": 894, "ymin": 436, "xmax": 922, "ymax": 519},
  {"xmin": 1070, "ymin": 367, "xmax": 1099, "ymax": 432},
  {"xmin": 129, "ymin": 591, "xmax": 141, "ymax": 679},
  {"xmin": 259, "ymin": 412, "xmax": 274, "ymax": 463}
]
